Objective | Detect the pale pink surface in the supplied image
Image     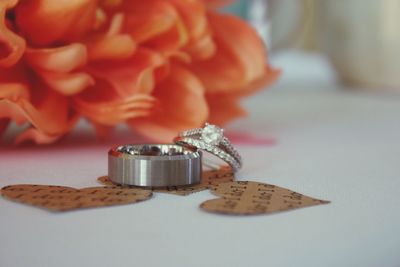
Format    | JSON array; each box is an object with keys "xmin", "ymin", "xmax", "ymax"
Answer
[{"xmin": 1, "ymin": 82, "xmax": 400, "ymax": 267}]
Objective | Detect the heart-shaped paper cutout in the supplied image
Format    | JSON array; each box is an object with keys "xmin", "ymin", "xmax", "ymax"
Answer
[
  {"xmin": 97, "ymin": 167, "xmax": 235, "ymax": 196},
  {"xmin": 1, "ymin": 184, "xmax": 152, "ymax": 212},
  {"xmin": 200, "ymin": 181, "xmax": 330, "ymax": 215}
]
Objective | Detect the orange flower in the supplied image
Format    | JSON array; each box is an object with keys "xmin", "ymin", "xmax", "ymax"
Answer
[{"xmin": 0, "ymin": 0, "xmax": 279, "ymax": 144}]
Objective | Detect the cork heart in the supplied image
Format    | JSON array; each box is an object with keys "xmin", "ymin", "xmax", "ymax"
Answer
[
  {"xmin": 1, "ymin": 184, "xmax": 152, "ymax": 212},
  {"xmin": 200, "ymin": 181, "xmax": 330, "ymax": 215},
  {"xmin": 97, "ymin": 167, "xmax": 235, "ymax": 196}
]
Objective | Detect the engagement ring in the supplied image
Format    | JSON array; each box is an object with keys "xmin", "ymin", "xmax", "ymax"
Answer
[{"xmin": 174, "ymin": 123, "xmax": 242, "ymax": 171}]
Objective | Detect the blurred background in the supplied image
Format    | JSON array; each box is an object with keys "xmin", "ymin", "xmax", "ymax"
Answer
[{"xmin": 224, "ymin": 0, "xmax": 400, "ymax": 92}]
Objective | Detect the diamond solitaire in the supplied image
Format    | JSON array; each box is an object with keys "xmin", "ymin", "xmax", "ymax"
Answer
[{"xmin": 201, "ymin": 124, "xmax": 224, "ymax": 145}]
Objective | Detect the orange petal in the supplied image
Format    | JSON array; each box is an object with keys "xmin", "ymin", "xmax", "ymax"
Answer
[
  {"xmin": 101, "ymin": 0, "xmax": 123, "ymax": 8},
  {"xmin": 15, "ymin": 128, "xmax": 64, "ymax": 145},
  {"xmin": 24, "ymin": 44, "xmax": 93, "ymax": 95},
  {"xmin": 87, "ymin": 48, "xmax": 165, "ymax": 97},
  {"xmin": 0, "ymin": 82, "xmax": 30, "ymax": 101},
  {"xmin": 169, "ymin": 0, "xmax": 207, "ymax": 40},
  {"xmin": 0, "ymin": 83, "xmax": 77, "ymax": 143},
  {"xmin": 169, "ymin": 0, "xmax": 216, "ymax": 60},
  {"xmin": 86, "ymin": 34, "xmax": 136, "ymax": 61},
  {"xmin": 0, "ymin": 83, "xmax": 30, "ymax": 124},
  {"xmin": 129, "ymin": 64, "xmax": 208, "ymax": 141},
  {"xmin": 39, "ymin": 71, "xmax": 95, "ymax": 96},
  {"xmin": 184, "ymin": 33, "xmax": 216, "ymax": 61},
  {"xmin": 0, "ymin": 2, "xmax": 26, "ymax": 67},
  {"xmin": 0, "ymin": 99, "xmax": 26, "ymax": 124},
  {"xmin": 15, "ymin": 0, "xmax": 97, "ymax": 46},
  {"xmin": 121, "ymin": 0, "xmax": 188, "ymax": 51},
  {"xmin": 85, "ymin": 12, "xmax": 136, "ymax": 61},
  {"xmin": 143, "ymin": 16, "xmax": 188, "ymax": 52},
  {"xmin": 189, "ymin": 12, "xmax": 278, "ymax": 94},
  {"xmin": 73, "ymin": 80, "xmax": 155, "ymax": 126},
  {"xmin": 121, "ymin": 0, "xmax": 176, "ymax": 42},
  {"xmin": 25, "ymin": 43, "xmax": 87, "ymax": 73},
  {"xmin": 3, "ymin": 0, "xmax": 19, "ymax": 8},
  {"xmin": 164, "ymin": 50, "xmax": 191, "ymax": 64}
]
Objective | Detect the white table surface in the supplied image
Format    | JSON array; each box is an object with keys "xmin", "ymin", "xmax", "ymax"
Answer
[{"xmin": 1, "ymin": 52, "xmax": 400, "ymax": 267}]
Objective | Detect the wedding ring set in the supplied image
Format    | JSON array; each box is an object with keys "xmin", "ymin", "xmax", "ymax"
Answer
[{"xmin": 108, "ymin": 123, "xmax": 242, "ymax": 187}]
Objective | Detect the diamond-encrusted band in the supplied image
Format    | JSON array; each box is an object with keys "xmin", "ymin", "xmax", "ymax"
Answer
[
  {"xmin": 175, "ymin": 123, "xmax": 242, "ymax": 171},
  {"xmin": 180, "ymin": 133, "xmax": 242, "ymax": 167},
  {"xmin": 174, "ymin": 137, "xmax": 241, "ymax": 172}
]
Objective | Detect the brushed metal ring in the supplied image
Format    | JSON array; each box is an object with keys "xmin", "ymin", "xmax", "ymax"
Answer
[{"xmin": 108, "ymin": 144, "xmax": 202, "ymax": 187}]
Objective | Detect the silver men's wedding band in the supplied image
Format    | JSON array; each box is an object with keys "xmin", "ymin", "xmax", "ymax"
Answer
[{"xmin": 108, "ymin": 144, "xmax": 202, "ymax": 187}]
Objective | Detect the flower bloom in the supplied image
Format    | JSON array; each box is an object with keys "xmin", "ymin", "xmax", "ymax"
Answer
[{"xmin": 0, "ymin": 0, "xmax": 279, "ymax": 144}]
